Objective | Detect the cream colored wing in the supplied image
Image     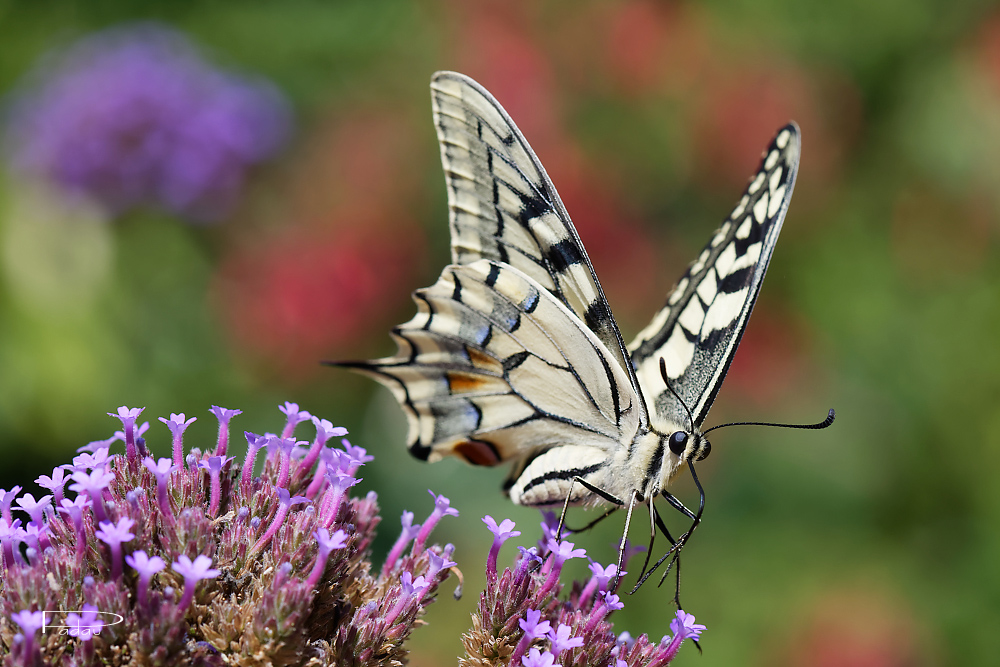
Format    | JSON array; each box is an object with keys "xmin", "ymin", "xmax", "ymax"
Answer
[{"xmin": 337, "ymin": 259, "xmax": 641, "ymax": 467}]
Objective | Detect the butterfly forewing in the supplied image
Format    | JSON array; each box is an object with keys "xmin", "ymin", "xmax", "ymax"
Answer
[
  {"xmin": 431, "ymin": 71, "xmax": 644, "ymax": 423},
  {"xmin": 343, "ymin": 259, "xmax": 641, "ymax": 467},
  {"xmin": 628, "ymin": 124, "xmax": 801, "ymax": 430}
]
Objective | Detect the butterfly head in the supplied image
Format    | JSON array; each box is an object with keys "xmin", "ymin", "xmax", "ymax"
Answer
[{"xmin": 667, "ymin": 430, "xmax": 711, "ymax": 463}]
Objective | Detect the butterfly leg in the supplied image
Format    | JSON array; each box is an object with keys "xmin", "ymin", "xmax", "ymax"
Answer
[
  {"xmin": 566, "ymin": 505, "xmax": 619, "ymax": 533},
  {"xmin": 555, "ymin": 476, "xmax": 625, "ymax": 542},
  {"xmin": 609, "ymin": 489, "xmax": 643, "ymax": 592}
]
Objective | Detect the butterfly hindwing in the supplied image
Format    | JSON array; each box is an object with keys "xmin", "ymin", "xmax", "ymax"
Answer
[
  {"xmin": 628, "ymin": 123, "xmax": 801, "ymax": 430},
  {"xmin": 431, "ymin": 71, "xmax": 644, "ymax": 422},
  {"xmin": 342, "ymin": 259, "xmax": 641, "ymax": 467}
]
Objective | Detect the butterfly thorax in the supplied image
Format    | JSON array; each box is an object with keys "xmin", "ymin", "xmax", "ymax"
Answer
[{"xmin": 504, "ymin": 424, "xmax": 708, "ymax": 509}]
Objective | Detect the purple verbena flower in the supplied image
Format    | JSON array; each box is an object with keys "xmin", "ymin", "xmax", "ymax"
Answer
[
  {"xmin": 172, "ymin": 554, "xmax": 220, "ymax": 610},
  {"xmin": 383, "ymin": 571, "xmax": 431, "ymax": 626},
  {"xmin": 383, "ymin": 510, "xmax": 421, "ymax": 574},
  {"xmin": 670, "ymin": 610, "xmax": 706, "ymax": 642},
  {"xmin": 108, "ymin": 405, "xmax": 144, "ymax": 465},
  {"xmin": 69, "ymin": 468, "xmax": 115, "ymax": 524},
  {"xmin": 538, "ymin": 510, "xmax": 566, "ymax": 549},
  {"xmin": 581, "ymin": 561, "xmax": 622, "ymax": 603},
  {"xmin": 279, "ymin": 402, "xmax": 312, "ymax": 439},
  {"xmin": 585, "ymin": 590, "xmax": 625, "ymax": 634},
  {"xmin": 15, "ymin": 492, "xmax": 52, "ymax": 526},
  {"xmin": 35, "ymin": 467, "xmax": 68, "ymax": 505},
  {"xmin": 95, "ymin": 517, "xmax": 135, "ymax": 579},
  {"xmin": 305, "ymin": 528, "xmax": 349, "ymax": 588},
  {"xmin": 142, "ymin": 456, "xmax": 177, "ymax": 526},
  {"xmin": 0, "ymin": 518, "xmax": 23, "ymax": 568},
  {"xmin": 426, "ymin": 550, "xmax": 457, "ymax": 580},
  {"xmin": 65, "ymin": 604, "xmax": 103, "ymax": 639},
  {"xmin": 11, "ymin": 609, "xmax": 44, "ymax": 656},
  {"xmin": 57, "ymin": 496, "xmax": 90, "ymax": 556},
  {"xmin": 522, "ymin": 647, "xmax": 555, "ymax": 667},
  {"xmin": 197, "ymin": 455, "xmax": 234, "ymax": 517},
  {"xmin": 240, "ymin": 431, "xmax": 267, "ymax": 493},
  {"xmin": 265, "ymin": 435, "xmax": 297, "ymax": 489},
  {"xmin": 510, "ymin": 608, "xmax": 553, "ymax": 667},
  {"xmin": 4, "ymin": 24, "xmax": 291, "ymax": 222},
  {"xmin": 319, "ymin": 467, "xmax": 359, "ymax": 526},
  {"xmin": 413, "ymin": 490, "xmax": 458, "ymax": 552},
  {"xmin": 657, "ymin": 610, "xmax": 707, "ymax": 663},
  {"xmin": 159, "ymin": 413, "xmax": 197, "ymax": 467},
  {"xmin": 548, "ymin": 623, "xmax": 584, "ymax": 655},
  {"xmin": 298, "ymin": 416, "xmax": 346, "ymax": 474},
  {"xmin": 483, "ymin": 515, "xmax": 521, "ymax": 582},
  {"xmin": 1, "ymin": 486, "xmax": 23, "ymax": 523},
  {"xmin": 125, "ymin": 550, "xmax": 165, "ymax": 608},
  {"xmin": 209, "ymin": 406, "xmax": 242, "ymax": 456},
  {"xmin": 537, "ymin": 538, "xmax": 586, "ymax": 599},
  {"xmin": 248, "ymin": 487, "xmax": 309, "ymax": 558},
  {"xmin": 70, "ymin": 446, "xmax": 114, "ymax": 472}
]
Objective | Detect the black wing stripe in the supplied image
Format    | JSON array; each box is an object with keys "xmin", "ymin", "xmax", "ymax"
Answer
[
  {"xmin": 628, "ymin": 123, "xmax": 801, "ymax": 428},
  {"xmin": 431, "ymin": 71, "xmax": 647, "ymax": 427}
]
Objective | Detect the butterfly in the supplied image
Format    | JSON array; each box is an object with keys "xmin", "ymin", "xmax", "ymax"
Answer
[{"xmin": 332, "ymin": 71, "xmax": 832, "ymax": 589}]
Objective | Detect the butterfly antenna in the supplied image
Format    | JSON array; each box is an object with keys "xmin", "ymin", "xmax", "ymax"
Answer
[
  {"xmin": 659, "ymin": 358, "xmax": 694, "ymax": 432},
  {"xmin": 702, "ymin": 408, "xmax": 836, "ymax": 436}
]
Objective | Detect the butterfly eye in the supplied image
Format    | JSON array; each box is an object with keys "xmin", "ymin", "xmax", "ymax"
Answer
[
  {"xmin": 668, "ymin": 431, "xmax": 688, "ymax": 456},
  {"xmin": 696, "ymin": 440, "xmax": 712, "ymax": 462}
]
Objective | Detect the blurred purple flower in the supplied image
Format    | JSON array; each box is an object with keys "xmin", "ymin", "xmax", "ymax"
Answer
[{"xmin": 3, "ymin": 23, "xmax": 291, "ymax": 222}]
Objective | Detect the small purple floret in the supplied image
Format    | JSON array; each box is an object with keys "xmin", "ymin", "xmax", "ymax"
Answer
[
  {"xmin": 172, "ymin": 554, "xmax": 220, "ymax": 610},
  {"xmin": 66, "ymin": 604, "xmax": 103, "ymax": 639},
  {"xmin": 413, "ymin": 490, "xmax": 458, "ymax": 552},
  {"xmin": 305, "ymin": 527, "xmax": 349, "ymax": 588},
  {"xmin": 209, "ymin": 406, "xmax": 242, "ymax": 456},
  {"xmin": 95, "ymin": 517, "xmax": 135, "ymax": 579},
  {"xmin": 521, "ymin": 647, "xmax": 555, "ymax": 667},
  {"xmin": 483, "ymin": 515, "xmax": 520, "ymax": 582},
  {"xmin": 159, "ymin": 413, "xmax": 197, "ymax": 467},
  {"xmin": 279, "ymin": 402, "xmax": 312, "ymax": 439},
  {"xmin": 15, "ymin": 493, "xmax": 52, "ymax": 527},
  {"xmin": 69, "ymin": 468, "xmax": 115, "ymax": 524},
  {"xmin": 0, "ymin": 486, "xmax": 23, "ymax": 523},
  {"xmin": 35, "ymin": 467, "xmax": 69, "ymax": 505},
  {"xmin": 383, "ymin": 510, "xmax": 421, "ymax": 574},
  {"xmin": 125, "ymin": 550, "xmax": 166, "ymax": 607}
]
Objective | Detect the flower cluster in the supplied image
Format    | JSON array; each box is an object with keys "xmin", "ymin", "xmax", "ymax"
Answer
[
  {"xmin": 2, "ymin": 23, "xmax": 290, "ymax": 222},
  {"xmin": 0, "ymin": 401, "xmax": 457, "ymax": 666},
  {"xmin": 462, "ymin": 513, "xmax": 704, "ymax": 667}
]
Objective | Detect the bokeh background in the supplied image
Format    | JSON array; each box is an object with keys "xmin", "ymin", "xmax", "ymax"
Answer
[{"xmin": 0, "ymin": 0, "xmax": 998, "ymax": 664}]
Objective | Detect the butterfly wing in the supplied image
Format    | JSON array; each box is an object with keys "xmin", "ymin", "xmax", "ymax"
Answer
[
  {"xmin": 339, "ymin": 259, "xmax": 642, "ymax": 468},
  {"xmin": 430, "ymin": 71, "xmax": 645, "ymax": 424},
  {"xmin": 629, "ymin": 123, "xmax": 801, "ymax": 429}
]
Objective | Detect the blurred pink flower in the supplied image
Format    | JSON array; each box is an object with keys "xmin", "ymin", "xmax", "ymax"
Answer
[
  {"xmin": 288, "ymin": 109, "xmax": 424, "ymax": 229},
  {"xmin": 213, "ymin": 224, "xmax": 424, "ymax": 379},
  {"xmin": 444, "ymin": 0, "xmax": 559, "ymax": 143},
  {"xmin": 601, "ymin": 1, "xmax": 710, "ymax": 97},
  {"xmin": 779, "ymin": 590, "xmax": 923, "ymax": 667},
  {"xmin": 690, "ymin": 61, "xmax": 861, "ymax": 207},
  {"xmin": 724, "ymin": 307, "xmax": 817, "ymax": 408}
]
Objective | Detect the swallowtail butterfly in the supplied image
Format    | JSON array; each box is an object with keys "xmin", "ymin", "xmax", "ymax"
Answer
[{"xmin": 334, "ymin": 71, "xmax": 831, "ymax": 586}]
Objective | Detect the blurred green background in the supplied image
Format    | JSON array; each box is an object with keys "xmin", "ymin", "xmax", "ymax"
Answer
[{"xmin": 1, "ymin": 0, "xmax": 999, "ymax": 664}]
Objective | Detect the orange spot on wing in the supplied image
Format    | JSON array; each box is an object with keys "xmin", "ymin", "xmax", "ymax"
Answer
[
  {"xmin": 454, "ymin": 440, "xmax": 501, "ymax": 466},
  {"xmin": 467, "ymin": 347, "xmax": 501, "ymax": 371},
  {"xmin": 447, "ymin": 372, "xmax": 492, "ymax": 393}
]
